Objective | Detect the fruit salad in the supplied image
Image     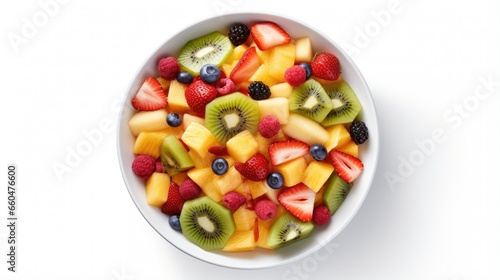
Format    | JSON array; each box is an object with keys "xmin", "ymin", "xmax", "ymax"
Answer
[{"xmin": 127, "ymin": 20, "xmax": 369, "ymax": 252}]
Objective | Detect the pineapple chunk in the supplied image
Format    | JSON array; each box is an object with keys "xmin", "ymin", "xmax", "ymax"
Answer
[
  {"xmin": 133, "ymin": 130, "xmax": 168, "ymax": 158},
  {"xmin": 302, "ymin": 161, "xmax": 335, "ymax": 192},
  {"xmin": 188, "ymin": 150, "xmax": 215, "ymax": 169},
  {"xmin": 233, "ymin": 179, "xmax": 251, "ymax": 197},
  {"xmin": 213, "ymin": 166, "xmax": 243, "ymax": 195},
  {"xmin": 254, "ymin": 130, "xmax": 287, "ymax": 159},
  {"xmin": 270, "ymin": 82, "xmax": 294, "ymax": 98},
  {"xmin": 222, "ymin": 230, "xmax": 256, "ymax": 252},
  {"xmin": 262, "ymin": 43, "xmax": 296, "ymax": 82},
  {"xmin": 222, "ymin": 60, "xmax": 239, "ymax": 78},
  {"xmin": 167, "ymin": 80, "xmax": 190, "ymax": 113},
  {"xmin": 337, "ymin": 140, "xmax": 359, "ymax": 157},
  {"xmin": 171, "ymin": 171, "xmax": 188, "ymax": 186},
  {"xmin": 228, "ymin": 45, "xmax": 249, "ymax": 63},
  {"xmin": 182, "ymin": 113, "xmax": 204, "ymax": 131},
  {"xmin": 294, "ymin": 37, "xmax": 313, "ymax": 63},
  {"xmin": 156, "ymin": 77, "xmax": 171, "ymax": 91},
  {"xmin": 281, "ymin": 113, "xmax": 329, "ymax": 145},
  {"xmin": 249, "ymin": 64, "xmax": 280, "ymax": 87},
  {"xmin": 187, "ymin": 167, "xmax": 222, "ymax": 202},
  {"xmin": 274, "ymin": 157, "xmax": 307, "ymax": 187},
  {"xmin": 256, "ymin": 221, "xmax": 272, "ymax": 249},
  {"xmin": 226, "ymin": 130, "xmax": 258, "ymax": 163},
  {"xmin": 324, "ymin": 124, "xmax": 352, "ymax": 151},
  {"xmin": 233, "ymin": 207, "xmax": 257, "ymax": 231},
  {"xmin": 257, "ymin": 97, "xmax": 289, "ymax": 124},
  {"xmin": 128, "ymin": 109, "xmax": 169, "ymax": 136},
  {"xmin": 145, "ymin": 172, "xmax": 170, "ymax": 207},
  {"xmin": 181, "ymin": 122, "xmax": 218, "ymax": 158},
  {"xmin": 243, "ymin": 180, "xmax": 267, "ymax": 199},
  {"xmin": 314, "ymin": 185, "xmax": 326, "ymax": 207}
]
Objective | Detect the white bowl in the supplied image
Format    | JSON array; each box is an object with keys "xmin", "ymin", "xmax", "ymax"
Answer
[{"xmin": 117, "ymin": 12, "xmax": 379, "ymax": 270}]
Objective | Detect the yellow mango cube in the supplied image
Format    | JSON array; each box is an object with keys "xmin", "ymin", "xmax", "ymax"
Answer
[
  {"xmin": 145, "ymin": 173, "xmax": 170, "ymax": 207},
  {"xmin": 226, "ymin": 130, "xmax": 258, "ymax": 163},
  {"xmin": 302, "ymin": 161, "xmax": 335, "ymax": 192},
  {"xmin": 274, "ymin": 157, "xmax": 307, "ymax": 187},
  {"xmin": 181, "ymin": 122, "xmax": 218, "ymax": 158}
]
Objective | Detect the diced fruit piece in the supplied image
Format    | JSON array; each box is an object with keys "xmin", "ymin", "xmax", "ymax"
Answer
[
  {"xmin": 250, "ymin": 22, "xmax": 291, "ymax": 51},
  {"xmin": 302, "ymin": 161, "xmax": 335, "ymax": 192},
  {"xmin": 278, "ymin": 183, "xmax": 316, "ymax": 222},
  {"xmin": 254, "ymin": 129, "xmax": 287, "ymax": 158},
  {"xmin": 171, "ymin": 171, "xmax": 189, "ymax": 186},
  {"xmin": 208, "ymin": 145, "xmax": 228, "ymax": 156},
  {"xmin": 267, "ymin": 212, "xmax": 314, "ymax": 249},
  {"xmin": 182, "ymin": 113, "xmax": 204, "ymax": 130},
  {"xmin": 228, "ymin": 44, "xmax": 249, "ymax": 62},
  {"xmin": 242, "ymin": 180, "xmax": 268, "ymax": 199},
  {"xmin": 337, "ymin": 140, "xmax": 359, "ymax": 157},
  {"xmin": 249, "ymin": 64, "xmax": 280, "ymax": 87},
  {"xmin": 188, "ymin": 149, "xmax": 215, "ymax": 169},
  {"xmin": 133, "ymin": 130, "xmax": 168, "ymax": 159},
  {"xmin": 312, "ymin": 205, "xmax": 331, "ymax": 226},
  {"xmin": 282, "ymin": 113, "xmax": 329, "ymax": 145},
  {"xmin": 132, "ymin": 154, "xmax": 156, "ymax": 179},
  {"xmin": 187, "ymin": 167, "xmax": 222, "ymax": 202},
  {"xmin": 314, "ymin": 185, "xmax": 326, "ymax": 207},
  {"xmin": 233, "ymin": 206, "xmax": 258, "ymax": 231},
  {"xmin": 324, "ymin": 124, "xmax": 352, "ymax": 151},
  {"xmin": 294, "ymin": 37, "xmax": 313, "ymax": 63},
  {"xmin": 323, "ymin": 172, "xmax": 352, "ymax": 215},
  {"xmin": 221, "ymin": 191, "xmax": 247, "ymax": 212},
  {"xmin": 270, "ymin": 82, "xmax": 293, "ymax": 98},
  {"xmin": 256, "ymin": 220, "xmax": 272, "ymax": 249},
  {"xmin": 289, "ymin": 79, "xmax": 334, "ymax": 123},
  {"xmin": 274, "ymin": 157, "xmax": 307, "ymax": 187},
  {"xmin": 128, "ymin": 109, "xmax": 169, "ymax": 136},
  {"xmin": 321, "ymin": 81, "xmax": 362, "ymax": 127},
  {"xmin": 229, "ymin": 46, "xmax": 261, "ymax": 84},
  {"xmin": 132, "ymin": 77, "xmax": 167, "ymax": 111},
  {"xmin": 328, "ymin": 149, "xmax": 364, "ymax": 183},
  {"xmin": 223, "ymin": 230, "xmax": 256, "ymax": 252},
  {"xmin": 178, "ymin": 31, "xmax": 234, "ymax": 76},
  {"xmin": 181, "ymin": 122, "xmax": 218, "ymax": 158},
  {"xmin": 205, "ymin": 92, "xmax": 260, "ymax": 145},
  {"xmin": 156, "ymin": 77, "xmax": 171, "ymax": 91},
  {"xmin": 261, "ymin": 43, "xmax": 296, "ymax": 82},
  {"xmin": 179, "ymin": 196, "xmax": 235, "ymax": 251},
  {"xmin": 160, "ymin": 135, "xmax": 194, "ymax": 176},
  {"xmin": 213, "ymin": 166, "xmax": 243, "ymax": 195},
  {"xmin": 185, "ymin": 79, "xmax": 218, "ymax": 117},
  {"xmin": 226, "ymin": 130, "xmax": 259, "ymax": 163},
  {"xmin": 145, "ymin": 172, "xmax": 170, "ymax": 207},
  {"xmin": 257, "ymin": 97, "xmax": 289, "ymax": 125},
  {"xmin": 167, "ymin": 80, "xmax": 190, "ymax": 113},
  {"xmin": 268, "ymin": 140, "xmax": 309, "ymax": 166},
  {"xmin": 311, "ymin": 52, "xmax": 341, "ymax": 81},
  {"xmin": 161, "ymin": 181, "xmax": 185, "ymax": 216},
  {"xmin": 234, "ymin": 153, "xmax": 269, "ymax": 182}
]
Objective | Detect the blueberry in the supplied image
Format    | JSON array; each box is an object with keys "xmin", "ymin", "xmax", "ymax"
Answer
[
  {"xmin": 212, "ymin": 158, "xmax": 228, "ymax": 175},
  {"xmin": 169, "ymin": 215, "xmax": 182, "ymax": 231},
  {"xmin": 299, "ymin": 62, "xmax": 312, "ymax": 80},
  {"xmin": 176, "ymin": 71, "xmax": 193, "ymax": 84},
  {"xmin": 200, "ymin": 64, "xmax": 221, "ymax": 84},
  {"xmin": 309, "ymin": 144, "xmax": 327, "ymax": 161},
  {"xmin": 267, "ymin": 172, "xmax": 284, "ymax": 189},
  {"xmin": 166, "ymin": 113, "xmax": 182, "ymax": 127}
]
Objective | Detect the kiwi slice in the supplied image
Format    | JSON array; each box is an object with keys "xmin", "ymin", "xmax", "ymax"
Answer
[
  {"xmin": 178, "ymin": 31, "xmax": 233, "ymax": 76},
  {"xmin": 179, "ymin": 196, "xmax": 235, "ymax": 251},
  {"xmin": 320, "ymin": 81, "xmax": 362, "ymax": 127},
  {"xmin": 160, "ymin": 135, "xmax": 194, "ymax": 176},
  {"xmin": 204, "ymin": 92, "xmax": 260, "ymax": 145},
  {"xmin": 289, "ymin": 79, "xmax": 334, "ymax": 123},
  {"xmin": 267, "ymin": 212, "xmax": 314, "ymax": 249},
  {"xmin": 323, "ymin": 172, "xmax": 352, "ymax": 215}
]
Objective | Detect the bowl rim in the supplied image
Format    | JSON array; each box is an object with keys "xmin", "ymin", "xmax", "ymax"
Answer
[{"xmin": 116, "ymin": 10, "xmax": 380, "ymax": 270}]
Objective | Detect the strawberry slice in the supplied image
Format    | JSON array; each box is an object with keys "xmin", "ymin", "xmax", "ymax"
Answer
[
  {"xmin": 132, "ymin": 77, "xmax": 167, "ymax": 111},
  {"xmin": 328, "ymin": 149, "xmax": 364, "ymax": 183},
  {"xmin": 268, "ymin": 140, "xmax": 309, "ymax": 166},
  {"xmin": 278, "ymin": 183, "xmax": 316, "ymax": 222},
  {"xmin": 208, "ymin": 145, "xmax": 228, "ymax": 156},
  {"xmin": 250, "ymin": 22, "xmax": 291, "ymax": 51},
  {"xmin": 229, "ymin": 46, "xmax": 261, "ymax": 84}
]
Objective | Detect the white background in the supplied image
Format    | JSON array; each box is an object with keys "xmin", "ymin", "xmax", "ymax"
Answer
[{"xmin": 1, "ymin": 0, "xmax": 499, "ymax": 279}]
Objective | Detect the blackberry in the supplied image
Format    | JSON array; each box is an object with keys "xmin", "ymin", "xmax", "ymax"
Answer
[
  {"xmin": 248, "ymin": 81, "xmax": 271, "ymax": 100},
  {"xmin": 228, "ymin": 23, "xmax": 250, "ymax": 46},
  {"xmin": 349, "ymin": 121, "xmax": 369, "ymax": 144}
]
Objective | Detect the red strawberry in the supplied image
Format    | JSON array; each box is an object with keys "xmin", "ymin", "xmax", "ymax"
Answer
[
  {"xmin": 268, "ymin": 140, "xmax": 309, "ymax": 166},
  {"xmin": 132, "ymin": 77, "xmax": 167, "ymax": 111},
  {"xmin": 250, "ymin": 22, "xmax": 291, "ymax": 51},
  {"xmin": 185, "ymin": 80, "xmax": 217, "ymax": 117},
  {"xmin": 229, "ymin": 47, "xmax": 260, "ymax": 84},
  {"xmin": 161, "ymin": 181, "xmax": 185, "ymax": 216},
  {"xmin": 234, "ymin": 153, "xmax": 269, "ymax": 181},
  {"xmin": 278, "ymin": 183, "xmax": 316, "ymax": 222},
  {"xmin": 328, "ymin": 149, "xmax": 364, "ymax": 183},
  {"xmin": 208, "ymin": 145, "xmax": 228, "ymax": 156},
  {"xmin": 311, "ymin": 52, "xmax": 341, "ymax": 81}
]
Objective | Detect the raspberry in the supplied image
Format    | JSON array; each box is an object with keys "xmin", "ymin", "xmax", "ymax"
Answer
[
  {"xmin": 285, "ymin": 65, "xmax": 307, "ymax": 86},
  {"xmin": 221, "ymin": 191, "xmax": 247, "ymax": 211},
  {"xmin": 157, "ymin": 57, "xmax": 180, "ymax": 80},
  {"xmin": 349, "ymin": 121, "xmax": 369, "ymax": 144},
  {"xmin": 131, "ymin": 154, "xmax": 156, "ymax": 179},
  {"xmin": 312, "ymin": 205, "xmax": 331, "ymax": 226},
  {"xmin": 248, "ymin": 81, "xmax": 271, "ymax": 100},
  {"xmin": 254, "ymin": 199, "xmax": 277, "ymax": 221},
  {"xmin": 258, "ymin": 115, "xmax": 281, "ymax": 138},
  {"xmin": 215, "ymin": 78, "xmax": 237, "ymax": 95},
  {"xmin": 228, "ymin": 23, "xmax": 250, "ymax": 46},
  {"xmin": 179, "ymin": 178, "xmax": 201, "ymax": 201},
  {"xmin": 155, "ymin": 161, "xmax": 164, "ymax": 173}
]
